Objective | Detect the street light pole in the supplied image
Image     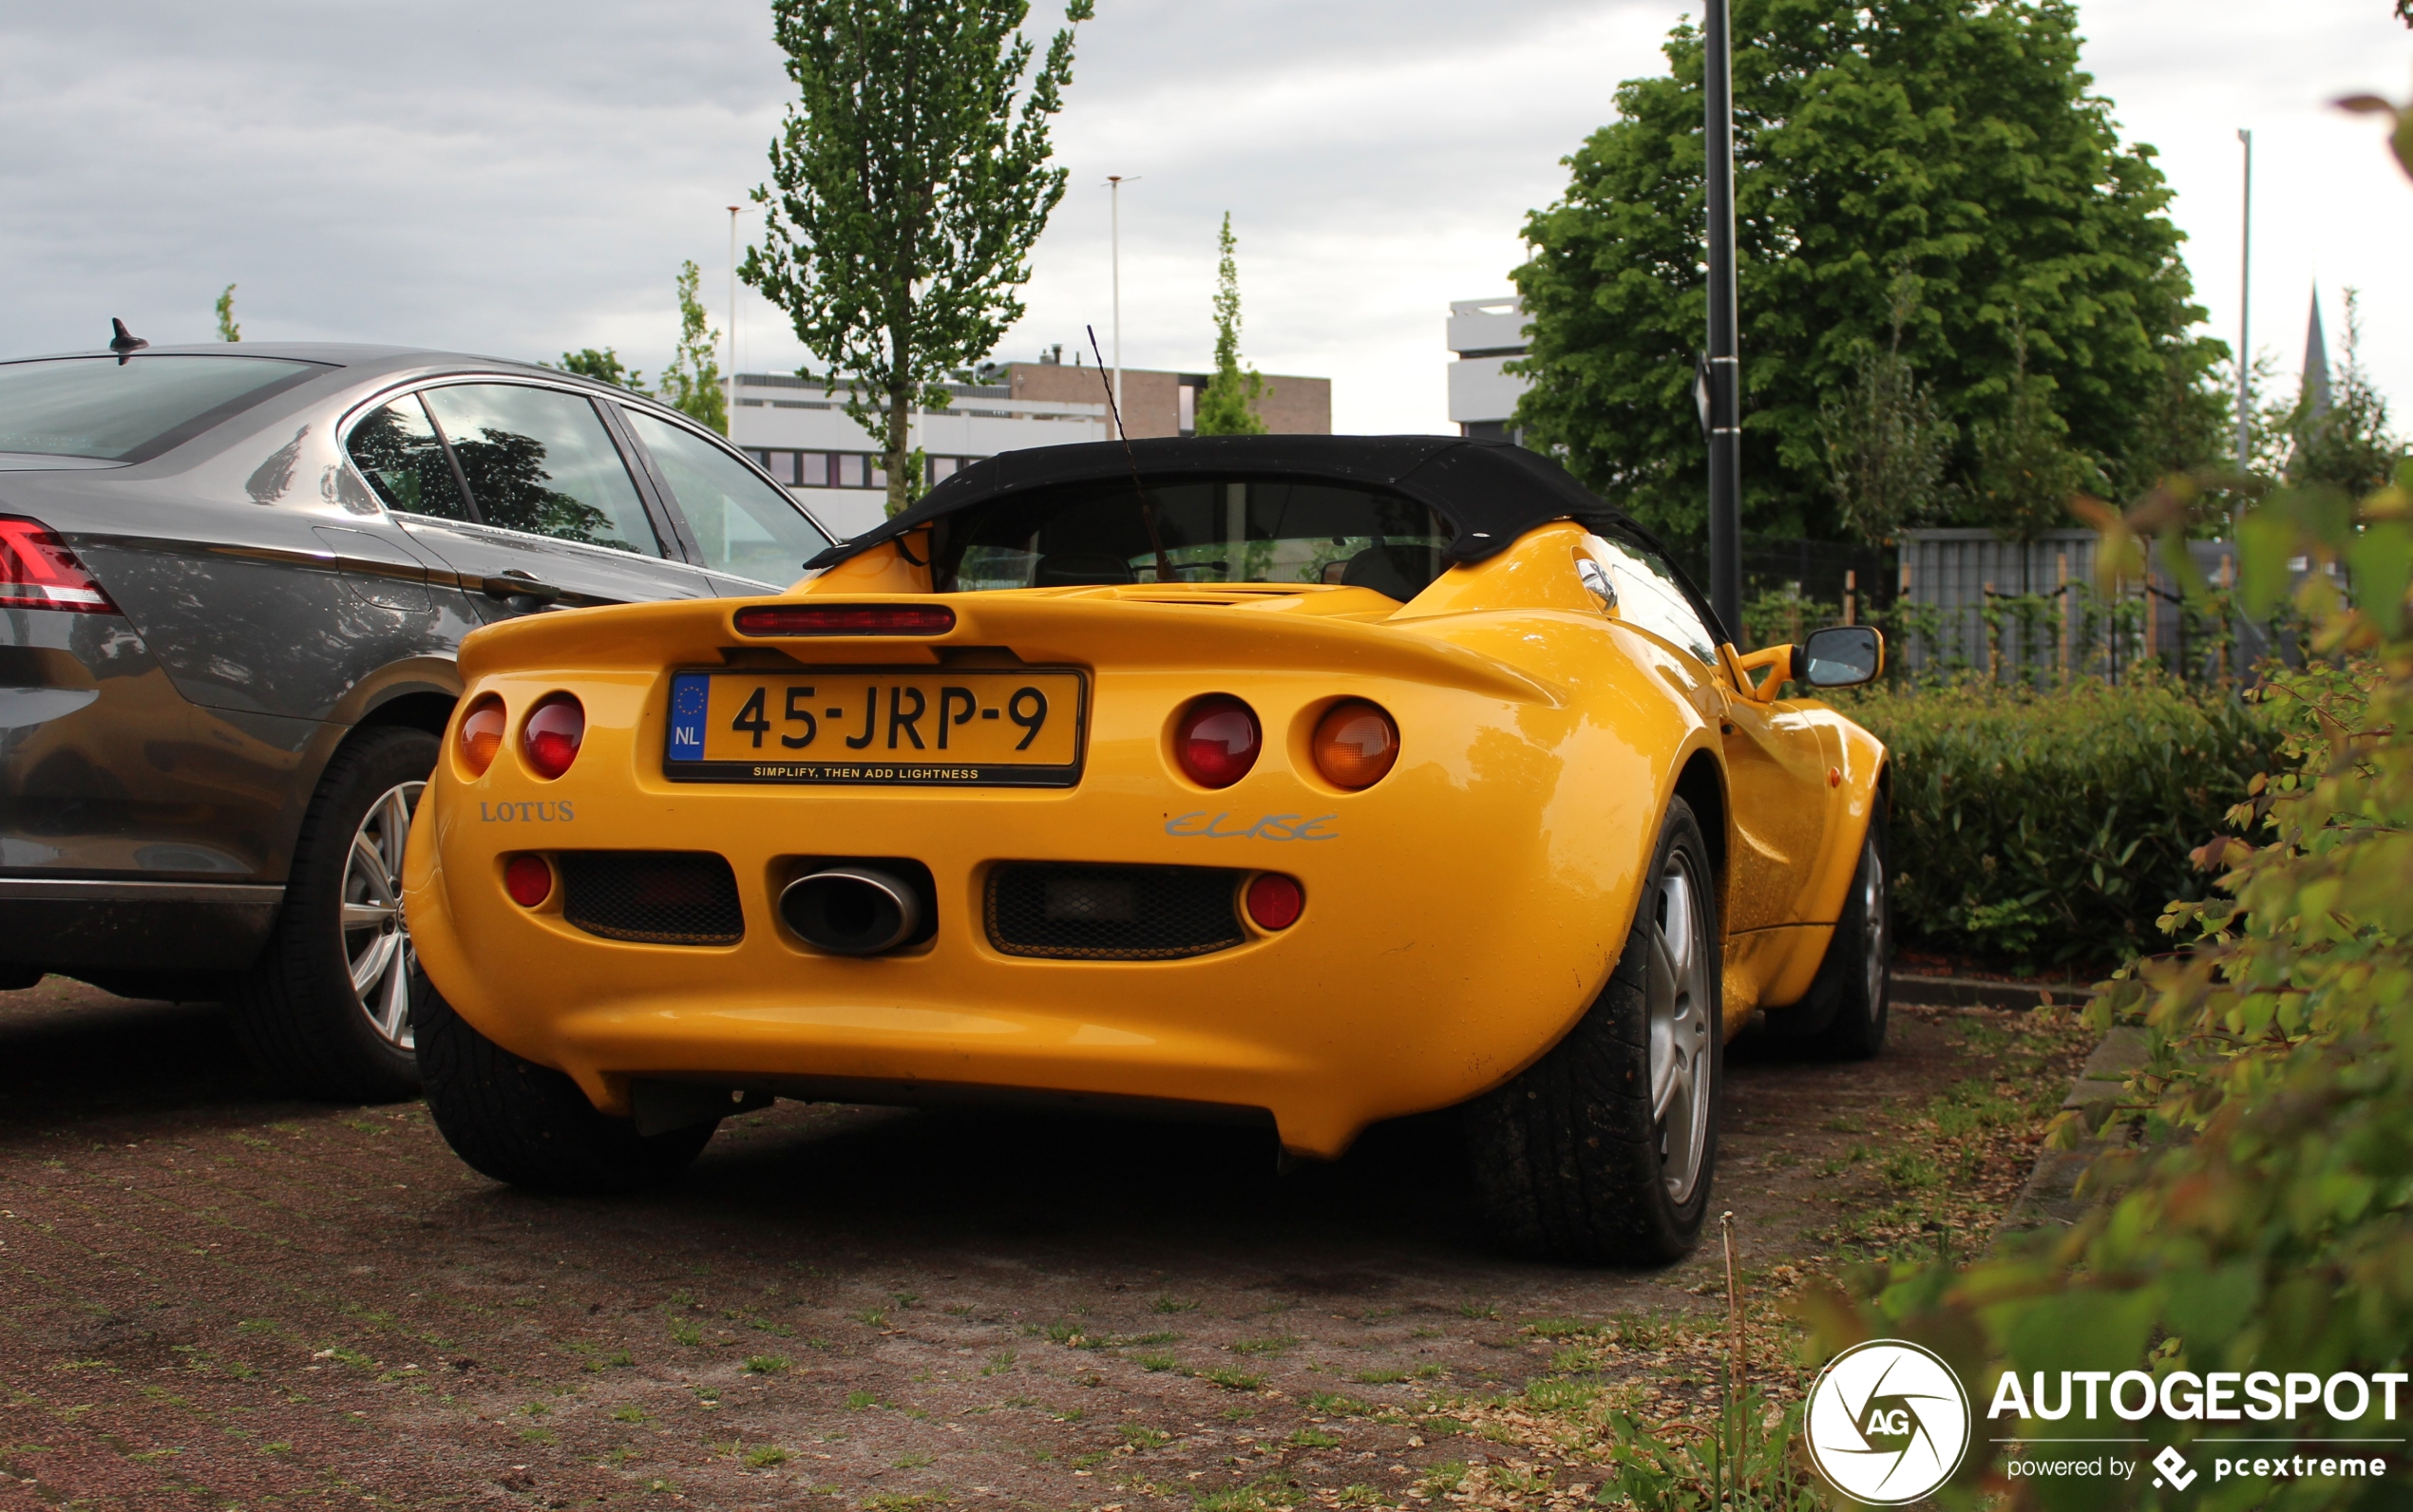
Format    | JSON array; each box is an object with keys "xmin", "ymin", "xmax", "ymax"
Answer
[
  {"xmin": 1703, "ymin": 0, "xmax": 1743, "ymax": 639},
  {"xmin": 2234, "ymin": 130, "xmax": 2252, "ymax": 475},
  {"xmin": 727, "ymin": 205, "xmax": 742, "ymax": 429},
  {"xmin": 1105, "ymin": 176, "xmax": 1135, "ymax": 420}
]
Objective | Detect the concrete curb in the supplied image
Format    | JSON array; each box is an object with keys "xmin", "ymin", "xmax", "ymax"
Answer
[
  {"xmin": 1892, "ymin": 973, "xmax": 2100, "ymax": 1011},
  {"xmin": 1992, "ymin": 1025, "xmax": 2150, "ymax": 1246}
]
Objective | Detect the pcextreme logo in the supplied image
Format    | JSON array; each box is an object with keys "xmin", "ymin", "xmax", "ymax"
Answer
[{"xmin": 1805, "ymin": 1340, "xmax": 1972, "ymax": 1504}]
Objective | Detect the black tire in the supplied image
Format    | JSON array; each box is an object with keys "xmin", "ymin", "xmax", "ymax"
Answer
[
  {"xmin": 230, "ymin": 727, "xmax": 435, "ymax": 1101},
  {"xmin": 1764, "ymin": 808, "xmax": 1890, "ymax": 1060},
  {"xmin": 1466, "ymin": 799, "xmax": 1722, "ymax": 1264},
  {"xmin": 412, "ymin": 977, "xmax": 716, "ymax": 1193}
]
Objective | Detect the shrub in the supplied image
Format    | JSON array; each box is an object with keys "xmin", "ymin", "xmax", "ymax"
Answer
[
  {"xmin": 1814, "ymin": 445, "xmax": 2413, "ymax": 1508},
  {"xmin": 1834, "ymin": 675, "xmax": 2277, "ymax": 963}
]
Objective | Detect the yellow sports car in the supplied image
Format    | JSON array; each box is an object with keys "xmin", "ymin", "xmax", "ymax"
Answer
[{"xmin": 402, "ymin": 436, "xmax": 1889, "ymax": 1263}]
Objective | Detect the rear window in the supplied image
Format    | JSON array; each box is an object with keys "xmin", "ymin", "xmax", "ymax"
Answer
[
  {"xmin": 0, "ymin": 355, "xmax": 328, "ymax": 463},
  {"xmin": 936, "ymin": 476, "xmax": 1453, "ymax": 600}
]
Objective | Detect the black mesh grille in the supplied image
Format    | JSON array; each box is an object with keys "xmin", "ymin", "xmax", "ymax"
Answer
[
  {"xmin": 560, "ymin": 852, "xmax": 745, "ymax": 946},
  {"xmin": 986, "ymin": 864, "xmax": 1244, "ymax": 960}
]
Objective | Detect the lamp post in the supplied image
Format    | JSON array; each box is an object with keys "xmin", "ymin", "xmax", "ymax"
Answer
[
  {"xmin": 727, "ymin": 205, "xmax": 742, "ymax": 429},
  {"xmin": 1703, "ymin": 0, "xmax": 1743, "ymax": 639},
  {"xmin": 1105, "ymin": 176, "xmax": 1137, "ymax": 420},
  {"xmin": 2234, "ymin": 130, "xmax": 2252, "ymax": 476}
]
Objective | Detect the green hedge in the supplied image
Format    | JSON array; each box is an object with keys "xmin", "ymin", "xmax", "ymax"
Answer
[{"xmin": 1831, "ymin": 676, "xmax": 2278, "ymax": 965}]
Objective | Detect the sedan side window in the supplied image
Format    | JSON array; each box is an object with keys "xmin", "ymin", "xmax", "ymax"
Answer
[
  {"xmin": 420, "ymin": 385, "xmax": 663, "ymax": 558},
  {"xmin": 621, "ymin": 409, "xmax": 833, "ymax": 583},
  {"xmin": 347, "ymin": 395, "xmax": 472, "ymax": 520}
]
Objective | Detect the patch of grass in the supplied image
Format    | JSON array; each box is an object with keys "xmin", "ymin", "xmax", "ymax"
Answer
[
  {"xmin": 1053, "ymin": 1406, "xmax": 1088, "ymax": 1423},
  {"xmin": 981, "ymin": 1348, "xmax": 1016, "ymax": 1375},
  {"xmin": 667, "ymin": 1289, "xmax": 695, "ymax": 1307},
  {"xmin": 1121, "ymin": 1425, "xmax": 1171, "ymax": 1450},
  {"xmin": 1821, "ymin": 1114, "xmax": 1865, "ymax": 1133},
  {"xmin": 889, "ymin": 1291, "xmax": 920, "ymax": 1310},
  {"xmin": 1521, "ymin": 1317, "xmax": 1589, "ymax": 1338},
  {"xmin": 1882, "ymin": 1149, "xmax": 1944, "ymax": 1188},
  {"xmin": 863, "ymin": 1494, "xmax": 949, "ymax": 1512},
  {"xmin": 845, "ymin": 1390, "xmax": 883, "ymax": 1410},
  {"xmin": 517, "ymin": 1427, "xmax": 558, "ymax": 1446},
  {"xmin": 521, "ymin": 1401, "xmax": 550, "ymax": 1417},
  {"xmin": 1305, "ymin": 1391, "xmax": 1374, "ymax": 1415},
  {"xmin": 745, "ymin": 1355, "xmax": 790, "ymax": 1375},
  {"xmin": 1151, "ymin": 1295, "xmax": 1200, "ymax": 1314},
  {"xmin": 1135, "ymin": 1352, "xmax": 1179, "ymax": 1372},
  {"xmin": 1348, "ymin": 1368, "xmax": 1407, "ymax": 1385},
  {"xmin": 1219, "ymin": 1405, "xmax": 1258, "ymax": 1422},
  {"xmin": 893, "ymin": 1451, "xmax": 933, "ymax": 1469},
  {"xmin": 1331, "ymin": 1485, "xmax": 1385, "ymax": 1507},
  {"xmin": 613, "ymin": 1406, "xmax": 650, "ymax": 1425},
  {"xmin": 1195, "ymin": 1477, "xmax": 1302, "ymax": 1512},
  {"xmin": 1127, "ymin": 1331, "xmax": 1181, "ymax": 1345},
  {"xmin": 1226, "ymin": 1336, "xmax": 1299, "ymax": 1356},
  {"xmin": 1287, "ymin": 1427, "xmax": 1341, "ymax": 1448},
  {"xmin": 669, "ymin": 1319, "xmax": 704, "ymax": 1347},
  {"xmin": 854, "ymin": 1308, "xmax": 888, "ymax": 1328},
  {"xmin": 1418, "ymin": 1415, "xmax": 1468, "ymax": 1437},
  {"xmin": 1456, "ymin": 1300, "xmax": 1499, "ymax": 1320},
  {"xmin": 745, "ymin": 1445, "xmax": 790, "ymax": 1469},
  {"xmin": 1418, "ymin": 1461, "xmax": 1471, "ymax": 1496},
  {"xmin": 1070, "ymin": 1450, "xmax": 1110, "ymax": 1468},
  {"xmin": 1198, "ymin": 1368, "xmax": 1265, "ymax": 1391},
  {"xmin": 1494, "ymin": 1465, "xmax": 1552, "ymax": 1495},
  {"xmin": 606, "ymin": 1350, "xmax": 634, "ymax": 1368},
  {"xmin": 1525, "ymin": 1377, "xmax": 1601, "ymax": 1413}
]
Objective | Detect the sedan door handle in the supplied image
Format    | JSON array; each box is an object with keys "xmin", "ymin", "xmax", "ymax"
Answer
[{"xmin": 483, "ymin": 570, "xmax": 565, "ymax": 604}]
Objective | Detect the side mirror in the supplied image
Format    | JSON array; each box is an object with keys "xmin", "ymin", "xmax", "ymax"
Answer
[{"xmin": 1799, "ymin": 625, "xmax": 1883, "ymax": 688}]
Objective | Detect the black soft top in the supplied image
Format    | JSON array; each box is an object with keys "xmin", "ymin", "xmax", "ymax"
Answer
[{"xmin": 805, "ymin": 434, "xmax": 1644, "ymax": 573}]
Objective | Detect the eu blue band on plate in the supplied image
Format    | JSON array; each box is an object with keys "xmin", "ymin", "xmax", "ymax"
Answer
[{"xmin": 667, "ymin": 673, "xmax": 710, "ymax": 762}]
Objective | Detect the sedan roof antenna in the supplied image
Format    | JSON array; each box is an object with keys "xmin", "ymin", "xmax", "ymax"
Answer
[
  {"xmin": 108, "ymin": 319, "xmax": 148, "ymax": 365},
  {"xmin": 1086, "ymin": 323, "xmax": 1172, "ymax": 584}
]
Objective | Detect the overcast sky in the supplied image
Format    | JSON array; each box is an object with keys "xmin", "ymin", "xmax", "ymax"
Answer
[{"xmin": 2, "ymin": 0, "xmax": 2407, "ymax": 442}]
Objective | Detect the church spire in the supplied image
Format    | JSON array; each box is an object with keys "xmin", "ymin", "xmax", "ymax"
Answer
[{"xmin": 2303, "ymin": 284, "xmax": 2332, "ymax": 419}]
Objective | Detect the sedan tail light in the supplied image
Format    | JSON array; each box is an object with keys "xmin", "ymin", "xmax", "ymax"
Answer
[
  {"xmin": 0, "ymin": 517, "xmax": 119, "ymax": 614},
  {"xmin": 522, "ymin": 694, "xmax": 585, "ymax": 779},
  {"xmin": 458, "ymin": 695, "xmax": 506, "ymax": 777},
  {"xmin": 1174, "ymin": 695, "xmax": 1260, "ymax": 788}
]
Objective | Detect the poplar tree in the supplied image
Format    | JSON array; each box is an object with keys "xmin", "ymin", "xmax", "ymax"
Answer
[
  {"xmin": 655, "ymin": 261, "xmax": 728, "ymax": 435},
  {"xmin": 745, "ymin": 0, "xmax": 1093, "ymax": 517},
  {"xmin": 1194, "ymin": 212, "xmax": 1267, "ymax": 436},
  {"xmin": 216, "ymin": 285, "xmax": 239, "ymax": 343}
]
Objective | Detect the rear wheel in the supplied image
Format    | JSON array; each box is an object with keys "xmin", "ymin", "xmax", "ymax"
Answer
[
  {"xmin": 412, "ymin": 978, "xmax": 716, "ymax": 1192},
  {"xmin": 230, "ymin": 727, "xmax": 432, "ymax": 1101},
  {"xmin": 1763, "ymin": 810, "xmax": 1890, "ymax": 1060},
  {"xmin": 1467, "ymin": 800, "xmax": 1721, "ymax": 1264}
]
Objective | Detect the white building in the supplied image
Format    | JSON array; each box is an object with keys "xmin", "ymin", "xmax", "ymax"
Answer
[
  {"xmin": 1446, "ymin": 296, "xmax": 1530, "ymax": 443},
  {"xmin": 729, "ymin": 371, "xmax": 1109, "ymax": 539}
]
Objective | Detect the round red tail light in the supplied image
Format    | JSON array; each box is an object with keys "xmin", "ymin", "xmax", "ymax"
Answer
[
  {"xmin": 1244, "ymin": 873, "xmax": 1303, "ymax": 931},
  {"xmin": 522, "ymin": 694, "xmax": 585, "ymax": 780},
  {"xmin": 504, "ymin": 855, "xmax": 553, "ymax": 908},
  {"xmin": 1311, "ymin": 700, "xmax": 1400, "ymax": 789},
  {"xmin": 459, "ymin": 694, "xmax": 506, "ymax": 777},
  {"xmin": 1174, "ymin": 695, "xmax": 1261, "ymax": 788}
]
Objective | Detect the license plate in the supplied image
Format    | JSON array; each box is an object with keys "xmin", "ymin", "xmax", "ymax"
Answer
[{"xmin": 663, "ymin": 668, "xmax": 1087, "ymax": 786}]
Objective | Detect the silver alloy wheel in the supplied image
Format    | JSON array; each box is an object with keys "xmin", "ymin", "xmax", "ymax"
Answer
[
  {"xmin": 1644, "ymin": 852, "xmax": 1714, "ymax": 1204},
  {"xmin": 1861, "ymin": 838, "xmax": 1889, "ymax": 1010},
  {"xmin": 341, "ymin": 779, "xmax": 424, "ymax": 1051}
]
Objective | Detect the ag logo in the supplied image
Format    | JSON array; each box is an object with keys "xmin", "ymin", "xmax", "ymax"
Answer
[{"xmin": 1804, "ymin": 1339, "xmax": 1970, "ymax": 1504}]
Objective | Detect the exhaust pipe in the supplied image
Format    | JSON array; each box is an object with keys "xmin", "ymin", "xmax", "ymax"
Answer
[{"xmin": 780, "ymin": 866, "xmax": 923, "ymax": 955}]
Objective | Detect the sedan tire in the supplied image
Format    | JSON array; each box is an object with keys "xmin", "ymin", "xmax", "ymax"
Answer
[
  {"xmin": 1467, "ymin": 799, "xmax": 1721, "ymax": 1264},
  {"xmin": 230, "ymin": 726, "xmax": 433, "ymax": 1101},
  {"xmin": 412, "ymin": 978, "xmax": 717, "ymax": 1193}
]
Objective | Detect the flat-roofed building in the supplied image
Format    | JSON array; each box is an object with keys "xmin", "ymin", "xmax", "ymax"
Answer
[
  {"xmin": 732, "ymin": 354, "xmax": 1333, "ymax": 539},
  {"xmin": 1447, "ymin": 296, "xmax": 1529, "ymax": 442}
]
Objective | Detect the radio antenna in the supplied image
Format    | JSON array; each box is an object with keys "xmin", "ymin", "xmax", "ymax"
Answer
[{"xmin": 1087, "ymin": 324, "xmax": 1172, "ymax": 583}]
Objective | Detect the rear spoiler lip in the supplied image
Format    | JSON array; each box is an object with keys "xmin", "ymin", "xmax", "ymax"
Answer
[{"xmin": 456, "ymin": 591, "xmax": 1561, "ymax": 707}]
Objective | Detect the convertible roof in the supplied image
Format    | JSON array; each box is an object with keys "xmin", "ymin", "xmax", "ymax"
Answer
[{"xmin": 803, "ymin": 434, "xmax": 1644, "ymax": 572}]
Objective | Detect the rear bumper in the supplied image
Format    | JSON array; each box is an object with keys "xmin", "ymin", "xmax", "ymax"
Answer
[{"xmin": 0, "ymin": 879, "xmax": 282, "ymax": 970}]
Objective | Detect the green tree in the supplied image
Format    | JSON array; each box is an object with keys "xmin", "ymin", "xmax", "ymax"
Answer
[
  {"xmin": 1194, "ymin": 212, "xmax": 1267, "ymax": 436},
  {"xmin": 745, "ymin": 0, "xmax": 1093, "ymax": 518},
  {"xmin": 216, "ymin": 284, "xmax": 239, "ymax": 343},
  {"xmin": 1510, "ymin": 0, "xmax": 2218, "ymax": 543},
  {"xmin": 1967, "ymin": 310, "xmax": 2099, "ymax": 541},
  {"xmin": 553, "ymin": 348, "xmax": 646, "ymax": 392},
  {"xmin": 656, "ymin": 261, "xmax": 727, "ymax": 435},
  {"xmin": 1816, "ymin": 267, "xmax": 1953, "ymax": 544}
]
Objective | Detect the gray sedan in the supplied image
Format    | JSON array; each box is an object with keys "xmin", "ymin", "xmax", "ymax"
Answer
[{"xmin": 0, "ymin": 340, "xmax": 835, "ymax": 1098}]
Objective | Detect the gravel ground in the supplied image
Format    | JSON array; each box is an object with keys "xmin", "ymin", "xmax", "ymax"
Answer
[{"xmin": 0, "ymin": 976, "xmax": 2076, "ymax": 1510}]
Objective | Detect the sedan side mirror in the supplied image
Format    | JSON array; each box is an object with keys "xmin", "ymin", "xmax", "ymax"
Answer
[{"xmin": 1799, "ymin": 625, "xmax": 1884, "ymax": 688}]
